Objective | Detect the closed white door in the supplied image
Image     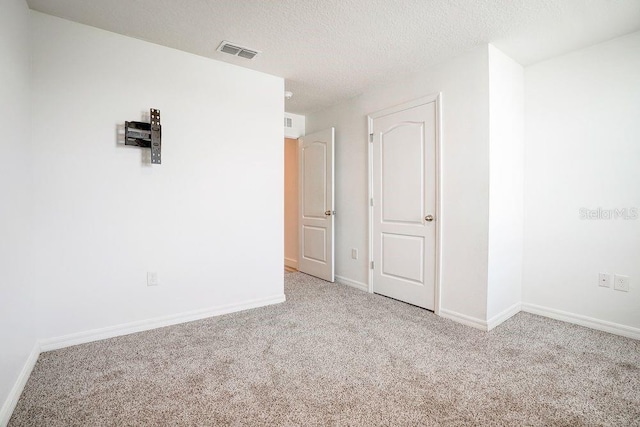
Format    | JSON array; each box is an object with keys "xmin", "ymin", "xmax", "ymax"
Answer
[
  {"xmin": 298, "ymin": 128, "xmax": 335, "ymax": 282},
  {"xmin": 370, "ymin": 98, "xmax": 438, "ymax": 310}
]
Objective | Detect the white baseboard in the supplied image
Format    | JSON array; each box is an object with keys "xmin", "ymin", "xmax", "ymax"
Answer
[
  {"xmin": 521, "ymin": 303, "xmax": 640, "ymax": 340},
  {"xmin": 335, "ymin": 275, "xmax": 369, "ymax": 292},
  {"xmin": 439, "ymin": 308, "xmax": 488, "ymax": 331},
  {"xmin": 284, "ymin": 258, "xmax": 298, "ymax": 270},
  {"xmin": 0, "ymin": 343, "xmax": 41, "ymax": 427},
  {"xmin": 40, "ymin": 294, "xmax": 286, "ymax": 352},
  {"xmin": 439, "ymin": 303, "xmax": 522, "ymax": 332},
  {"xmin": 487, "ymin": 302, "xmax": 522, "ymax": 331}
]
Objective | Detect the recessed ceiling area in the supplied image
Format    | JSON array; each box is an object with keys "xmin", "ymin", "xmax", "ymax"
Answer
[{"xmin": 26, "ymin": 0, "xmax": 640, "ymax": 114}]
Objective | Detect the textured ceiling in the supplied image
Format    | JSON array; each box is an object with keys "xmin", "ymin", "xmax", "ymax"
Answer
[{"xmin": 26, "ymin": 0, "xmax": 640, "ymax": 114}]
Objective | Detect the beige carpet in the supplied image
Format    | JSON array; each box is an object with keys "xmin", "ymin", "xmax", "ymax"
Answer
[{"xmin": 10, "ymin": 272, "xmax": 640, "ymax": 426}]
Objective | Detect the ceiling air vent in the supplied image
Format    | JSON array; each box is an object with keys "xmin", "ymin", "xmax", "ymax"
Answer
[
  {"xmin": 238, "ymin": 49, "xmax": 258, "ymax": 60},
  {"xmin": 220, "ymin": 44, "xmax": 241, "ymax": 55},
  {"xmin": 217, "ymin": 41, "xmax": 260, "ymax": 60}
]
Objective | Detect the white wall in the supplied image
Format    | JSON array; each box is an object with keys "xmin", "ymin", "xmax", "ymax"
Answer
[
  {"xmin": 487, "ymin": 46, "xmax": 524, "ymax": 322},
  {"xmin": 30, "ymin": 12, "xmax": 285, "ymax": 340},
  {"xmin": 523, "ymin": 32, "xmax": 640, "ymax": 330},
  {"xmin": 0, "ymin": 0, "xmax": 38, "ymax": 421},
  {"xmin": 306, "ymin": 47, "xmax": 491, "ymax": 322}
]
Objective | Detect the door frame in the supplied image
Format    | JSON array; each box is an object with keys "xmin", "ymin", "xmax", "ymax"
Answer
[{"xmin": 367, "ymin": 93, "xmax": 442, "ymax": 315}]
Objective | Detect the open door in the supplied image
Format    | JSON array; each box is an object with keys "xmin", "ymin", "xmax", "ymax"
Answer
[{"xmin": 298, "ymin": 128, "xmax": 335, "ymax": 282}]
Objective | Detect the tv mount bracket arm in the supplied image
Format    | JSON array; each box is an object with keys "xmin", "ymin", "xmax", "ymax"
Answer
[{"xmin": 125, "ymin": 109, "xmax": 162, "ymax": 164}]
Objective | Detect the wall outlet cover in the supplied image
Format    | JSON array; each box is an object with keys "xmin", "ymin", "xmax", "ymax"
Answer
[
  {"xmin": 614, "ymin": 275, "xmax": 630, "ymax": 292},
  {"xmin": 599, "ymin": 273, "xmax": 611, "ymax": 288},
  {"xmin": 147, "ymin": 272, "xmax": 158, "ymax": 286}
]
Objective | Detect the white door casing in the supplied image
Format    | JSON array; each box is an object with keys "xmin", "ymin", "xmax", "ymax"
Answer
[
  {"xmin": 298, "ymin": 128, "xmax": 335, "ymax": 282},
  {"xmin": 368, "ymin": 95, "xmax": 441, "ymax": 311}
]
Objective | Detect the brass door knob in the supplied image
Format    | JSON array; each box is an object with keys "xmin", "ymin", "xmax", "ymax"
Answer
[{"xmin": 325, "ymin": 210, "xmax": 335, "ymax": 216}]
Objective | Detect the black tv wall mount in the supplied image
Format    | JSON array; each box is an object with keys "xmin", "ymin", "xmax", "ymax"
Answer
[{"xmin": 125, "ymin": 109, "xmax": 162, "ymax": 164}]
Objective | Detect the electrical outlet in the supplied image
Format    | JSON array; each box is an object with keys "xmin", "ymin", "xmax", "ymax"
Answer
[
  {"xmin": 351, "ymin": 248, "xmax": 358, "ymax": 260},
  {"xmin": 599, "ymin": 273, "xmax": 611, "ymax": 288},
  {"xmin": 614, "ymin": 275, "xmax": 629, "ymax": 292},
  {"xmin": 147, "ymin": 272, "xmax": 158, "ymax": 287}
]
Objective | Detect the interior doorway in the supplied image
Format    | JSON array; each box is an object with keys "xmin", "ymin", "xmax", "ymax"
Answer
[{"xmin": 284, "ymin": 138, "xmax": 299, "ymax": 271}]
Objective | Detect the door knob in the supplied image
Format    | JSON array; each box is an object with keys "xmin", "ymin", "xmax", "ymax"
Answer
[
  {"xmin": 325, "ymin": 210, "xmax": 335, "ymax": 216},
  {"xmin": 425, "ymin": 215, "xmax": 434, "ymax": 222}
]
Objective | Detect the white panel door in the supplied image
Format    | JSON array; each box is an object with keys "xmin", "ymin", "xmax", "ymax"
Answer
[
  {"xmin": 371, "ymin": 100, "xmax": 437, "ymax": 309},
  {"xmin": 298, "ymin": 128, "xmax": 335, "ymax": 282}
]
